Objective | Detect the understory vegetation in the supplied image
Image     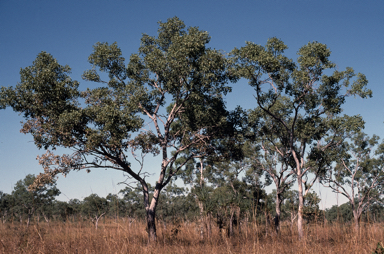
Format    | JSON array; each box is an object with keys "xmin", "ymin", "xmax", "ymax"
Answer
[
  {"xmin": 1, "ymin": 219, "xmax": 383, "ymax": 253},
  {"xmin": 1, "ymin": 174, "xmax": 384, "ymax": 254}
]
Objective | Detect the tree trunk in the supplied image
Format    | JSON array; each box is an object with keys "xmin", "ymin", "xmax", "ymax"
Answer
[
  {"xmin": 27, "ymin": 213, "xmax": 31, "ymax": 227},
  {"xmin": 145, "ymin": 185, "xmax": 161, "ymax": 243},
  {"xmin": 198, "ymin": 200, "xmax": 204, "ymax": 240},
  {"xmin": 206, "ymin": 213, "xmax": 212, "ymax": 239},
  {"xmin": 93, "ymin": 212, "xmax": 105, "ymax": 230},
  {"xmin": 147, "ymin": 207, "xmax": 157, "ymax": 243},
  {"xmin": 198, "ymin": 158, "xmax": 205, "ymax": 240},
  {"xmin": 297, "ymin": 176, "xmax": 304, "ymax": 239},
  {"xmin": 274, "ymin": 193, "xmax": 282, "ymax": 235},
  {"xmin": 236, "ymin": 206, "xmax": 241, "ymax": 235},
  {"xmin": 290, "ymin": 211, "xmax": 295, "ymax": 233},
  {"xmin": 27, "ymin": 209, "xmax": 34, "ymax": 227},
  {"xmin": 2, "ymin": 211, "xmax": 6, "ymax": 224},
  {"xmin": 229, "ymin": 208, "xmax": 234, "ymax": 237},
  {"xmin": 353, "ymin": 210, "xmax": 361, "ymax": 234},
  {"xmin": 264, "ymin": 210, "xmax": 270, "ymax": 237}
]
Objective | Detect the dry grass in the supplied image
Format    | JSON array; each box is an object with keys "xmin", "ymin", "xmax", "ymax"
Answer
[{"xmin": 0, "ymin": 218, "xmax": 383, "ymax": 253}]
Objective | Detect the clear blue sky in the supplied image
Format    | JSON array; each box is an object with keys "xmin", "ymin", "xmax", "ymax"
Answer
[{"xmin": 0, "ymin": 0, "xmax": 383, "ymax": 208}]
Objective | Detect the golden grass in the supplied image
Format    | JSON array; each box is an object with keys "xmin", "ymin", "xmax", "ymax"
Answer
[{"xmin": 0, "ymin": 218, "xmax": 383, "ymax": 253}]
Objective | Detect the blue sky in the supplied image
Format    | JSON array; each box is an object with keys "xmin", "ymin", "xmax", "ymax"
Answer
[{"xmin": 0, "ymin": 0, "xmax": 383, "ymax": 208}]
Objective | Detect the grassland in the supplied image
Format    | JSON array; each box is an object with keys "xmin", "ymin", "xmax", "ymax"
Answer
[{"xmin": 0, "ymin": 218, "xmax": 383, "ymax": 253}]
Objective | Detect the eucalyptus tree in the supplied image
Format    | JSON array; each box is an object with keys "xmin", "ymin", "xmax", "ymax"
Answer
[
  {"xmin": 245, "ymin": 105, "xmax": 296, "ymax": 235},
  {"xmin": 81, "ymin": 193, "xmax": 108, "ymax": 229},
  {"xmin": 231, "ymin": 38, "xmax": 372, "ymax": 238},
  {"xmin": 1, "ymin": 17, "xmax": 234, "ymax": 242},
  {"xmin": 321, "ymin": 132, "xmax": 384, "ymax": 232},
  {"xmin": 10, "ymin": 174, "xmax": 60, "ymax": 225}
]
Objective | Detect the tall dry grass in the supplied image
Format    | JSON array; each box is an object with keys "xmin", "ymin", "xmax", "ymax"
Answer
[{"xmin": 0, "ymin": 218, "xmax": 383, "ymax": 253}]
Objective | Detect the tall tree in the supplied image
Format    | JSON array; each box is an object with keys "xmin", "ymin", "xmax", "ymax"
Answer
[
  {"xmin": 231, "ymin": 37, "xmax": 371, "ymax": 238},
  {"xmin": 1, "ymin": 17, "xmax": 233, "ymax": 242},
  {"xmin": 321, "ymin": 132, "xmax": 384, "ymax": 232}
]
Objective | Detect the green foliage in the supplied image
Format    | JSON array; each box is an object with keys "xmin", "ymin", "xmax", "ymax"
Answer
[
  {"xmin": 81, "ymin": 194, "xmax": 108, "ymax": 218},
  {"xmin": 302, "ymin": 191, "xmax": 322, "ymax": 222},
  {"xmin": 231, "ymin": 37, "xmax": 371, "ymax": 168},
  {"xmin": 325, "ymin": 202, "xmax": 353, "ymax": 223},
  {"xmin": 157, "ymin": 183, "xmax": 198, "ymax": 221},
  {"xmin": 372, "ymin": 242, "xmax": 384, "ymax": 254},
  {"xmin": 1, "ymin": 53, "xmax": 81, "ymax": 150},
  {"xmin": 0, "ymin": 191, "xmax": 12, "ymax": 222},
  {"xmin": 192, "ymin": 158, "xmax": 266, "ymax": 227},
  {"xmin": 119, "ymin": 184, "xmax": 147, "ymax": 219},
  {"xmin": 10, "ymin": 174, "xmax": 60, "ymax": 220}
]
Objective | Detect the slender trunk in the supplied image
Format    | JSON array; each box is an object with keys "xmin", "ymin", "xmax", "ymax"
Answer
[
  {"xmin": 297, "ymin": 175, "xmax": 304, "ymax": 239},
  {"xmin": 290, "ymin": 211, "xmax": 295, "ymax": 233},
  {"xmin": 217, "ymin": 212, "xmax": 224, "ymax": 236},
  {"xmin": 206, "ymin": 213, "xmax": 212, "ymax": 239},
  {"xmin": 93, "ymin": 212, "xmax": 106, "ymax": 230},
  {"xmin": 198, "ymin": 158, "xmax": 205, "ymax": 240},
  {"xmin": 27, "ymin": 209, "xmax": 33, "ymax": 227},
  {"xmin": 274, "ymin": 192, "xmax": 282, "ymax": 235},
  {"xmin": 2, "ymin": 211, "xmax": 6, "ymax": 224},
  {"xmin": 264, "ymin": 210, "xmax": 270, "ymax": 237},
  {"xmin": 198, "ymin": 200, "xmax": 204, "ymax": 240},
  {"xmin": 43, "ymin": 213, "xmax": 49, "ymax": 223},
  {"xmin": 245, "ymin": 212, "xmax": 249, "ymax": 238},
  {"xmin": 236, "ymin": 206, "xmax": 241, "ymax": 235},
  {"xmin": 229, "ymin": 208, "xmax": 234, "ymax": 237}
]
